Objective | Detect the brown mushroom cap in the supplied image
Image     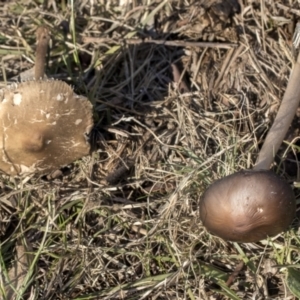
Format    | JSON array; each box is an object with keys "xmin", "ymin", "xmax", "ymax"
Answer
[
  {"xmin": 200, "ymin": 170, "xmax": 296, "ymax": 243},
  {"xmin": 0, "ymin": 80, "xmax": 93, "ymax": 176}
]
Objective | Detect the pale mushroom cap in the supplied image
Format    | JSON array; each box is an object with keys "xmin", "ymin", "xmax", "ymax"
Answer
[
  {"xmin": 200, "ymin": 170, "xmax": 296, "ymax": 242},
  {"xmin": 0, "ymin": 80, "xmax": 93, "ymax": 175}
]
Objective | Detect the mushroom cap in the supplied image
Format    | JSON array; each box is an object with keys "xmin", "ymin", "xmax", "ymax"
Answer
[
  {"xmin": 200, "ymin": 170, "xmax": 296, "ymax": 243},
  {"xmin": 0, "ymin": 80, "xmax": 93, "ymax": 176}
]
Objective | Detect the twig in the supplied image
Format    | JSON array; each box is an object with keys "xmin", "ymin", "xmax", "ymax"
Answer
[
  {"xmin": 225, "ymin": 261, "xmax": 244, "ymax": 287},
  {"xmin": 82, "ymin": 37, "xmax": 238, "ymax": 49},
  {"xmin": 276, "ymin": 3, "xmax": 300, "ymax": 17},
  {"xmin": 4, "ymin": 237, "xmax": 33, "ymax": 299},
  {"xmin": 170, "ymin": 63, "xmax": 190, "ymax": 93}
]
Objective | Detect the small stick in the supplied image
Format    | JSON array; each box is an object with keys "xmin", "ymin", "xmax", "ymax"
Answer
[
  {"xmin": 254, "ymin": 51, "xmax": 300, "ymax": 170},
  {"xmin": 225, "ymin": 261, "xmax": 244, "ymax": 287},
  {"xmin": 82, "ymin": 36, "xmax": 238, "ymax": 49},
  {"xmin": 35, "ymin": 26, "xmax": 50, "ymax": 80},
  {"xmin": 5, "ymin": 237, "xmax": 33, "ymax": 298},
  {"xmin": 170, "ymin": 63, "xmax": 190, "ymax": 93}
]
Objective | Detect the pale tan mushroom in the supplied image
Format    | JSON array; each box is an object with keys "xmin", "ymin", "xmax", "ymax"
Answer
[
  {"xmin": 0, "ymin": 25, "xmax": 94, "ymax": 176},
  {"xmin": 0, "ymin": 80, "xmax": 93, "ymax": 175}
]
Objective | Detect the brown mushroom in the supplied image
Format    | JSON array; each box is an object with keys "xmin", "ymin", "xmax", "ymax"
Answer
[
  {"xmin": 0, "ymin": 80, "xmax": 93, "ymax": 176},
  {"xmin": 199, "ymin": 49, "xmax": 300, "ymax": 243},
  {"xmin": 200, "ymin": 170, "xmax": 295, "ymax": 242}
]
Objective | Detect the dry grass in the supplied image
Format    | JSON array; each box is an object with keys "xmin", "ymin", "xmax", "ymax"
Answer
[{"xmin": 0, "ymin": 0, "xmax": 300, "ymax": 299}]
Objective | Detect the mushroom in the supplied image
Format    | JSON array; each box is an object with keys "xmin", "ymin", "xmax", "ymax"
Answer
[
  {"xmin": 0, "ymin": 26, "xmax": 94, "ymax": 176},
  {"xmin": 200, "ymin": 170, "xmax": 295, "ymax": 242},
  {"xmin": 199, "ymin": 52, "xmax": 300, "ymax": 243},
  {"xmin": 0, "ymin": 80, "xmax": 93, "ymax": 175}
]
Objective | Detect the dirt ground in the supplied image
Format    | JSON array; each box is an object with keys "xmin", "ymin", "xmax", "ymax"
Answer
[{"xmin": 0, "ymin": 0, "xmax": 300, "ymax": 299}]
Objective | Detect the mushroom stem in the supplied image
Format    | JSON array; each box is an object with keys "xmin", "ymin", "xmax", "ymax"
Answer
[
  {"xmin": 254, "ymin": 51, "xmax": 300, "ymax": 170},
  {"xmin": 34, "ymin": 26, "xmax": 50, "ymax": 80}
]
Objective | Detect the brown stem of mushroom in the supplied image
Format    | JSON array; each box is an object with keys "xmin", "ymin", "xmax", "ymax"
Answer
[
  {"xmin": 34, "ymin": 26, "xmax": 50, "ymax": 80},
  {"xmin": 200, "ymin": 53, "xmax": 300, "ymax": 243},
  {"xmin": 254, "ymin": 52, "xmax": 300, "ymax": 170}
]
